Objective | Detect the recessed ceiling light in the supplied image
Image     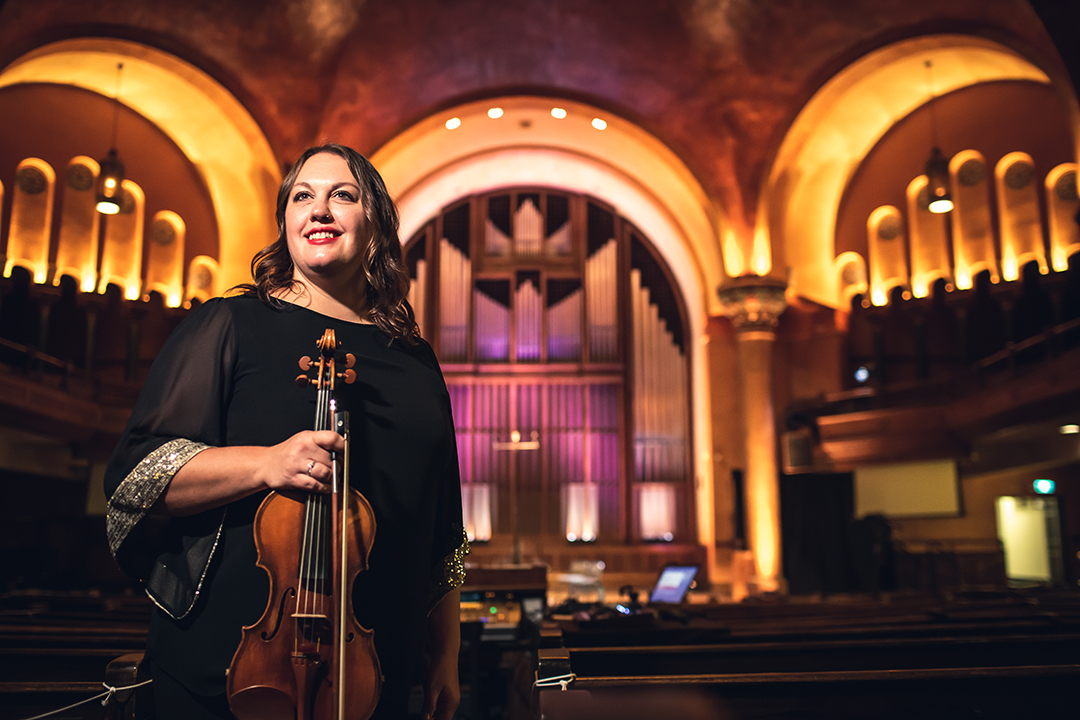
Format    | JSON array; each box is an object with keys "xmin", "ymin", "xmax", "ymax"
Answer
[
  {"xmin": 488, "ymin": 107, "xmax": 504, "ymax": 119},
  {"xmin": 591, "ymin": 118, "xmax": 607, "ymax": 130},
  {"xmin": 445, "ymin": 117, "xmax": 461, "ymax": 130},
  {"xmin": 551, "ymin": 107, "xmax": 567, "ymax": 119}
]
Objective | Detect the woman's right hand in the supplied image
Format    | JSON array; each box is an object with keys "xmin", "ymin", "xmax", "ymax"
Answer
[
  {"xmin": 258, "ymin": 430, "xmax": 345, "ymax": 493},
  {"xmin": 158, "ymin": 430, "xmax": 347, "ymax": 515}
]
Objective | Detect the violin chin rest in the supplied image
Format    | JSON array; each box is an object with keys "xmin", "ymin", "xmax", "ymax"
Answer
[{"xmin": 228, "ymin": 686, "xmax": 296, "ymax": 720}]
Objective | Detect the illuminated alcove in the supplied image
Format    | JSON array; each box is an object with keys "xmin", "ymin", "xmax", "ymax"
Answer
[
  {"xmin": 765, "ymin": 34, "xmax": 1065, "ymax": 309},
  {"xmin": 0, "ymin": 38, "xmax": 280, "ymax": 292}
]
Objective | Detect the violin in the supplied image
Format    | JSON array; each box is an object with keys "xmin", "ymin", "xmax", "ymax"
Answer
[{"xmin": 227, "ymin": 329, "xmax": 381, "ymax": 720}]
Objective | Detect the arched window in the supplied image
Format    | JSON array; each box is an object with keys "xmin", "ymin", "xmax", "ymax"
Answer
[
  {"xmin": 186, "ymin": 255, "xmax": 221, "ymax": 306},
  {"xmin": 906, "ymin": 175, "xmax": 950, "ymax": 298},
  {"xmin": 405, "ymin": 189, "xmax": 693, "ymax": 551},
  {"xmin": 995, "ymin": 152, "xmax": 1047, "ymax": 281},
  {"xmin": 4, "ymin": 158, "xmax": 56, "ymax": 283},
  {"xmin": 866, "ymin": 205, "xmax": 908, "ymax": 306},
  {"xmin": 949, "ymin": 151, "xmax": 998, "ymax": 289},
  {"xmin": 97, "ymin": 180, "xmax": 144, "ymax": 300},
  {"xmin": 145, "ymin": 210, "xmax": 186, "ymax": 307},
  {"xmin": 1046, "ymin": 163, "xmax": 1079, "ymax": 272},
  {"xmin": 54, "ymin": 156, "xmax": 101, "ymax": 293}
]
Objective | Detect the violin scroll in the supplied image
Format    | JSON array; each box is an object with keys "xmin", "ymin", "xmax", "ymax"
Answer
[{"xmin": 295, "ymin": 331, "xmax": 357, "ymax": 389}]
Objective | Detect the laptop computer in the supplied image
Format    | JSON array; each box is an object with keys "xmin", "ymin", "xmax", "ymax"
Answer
[{"xmin": 648, "ymin": 564, "xmax": 698, "ymax": 605}]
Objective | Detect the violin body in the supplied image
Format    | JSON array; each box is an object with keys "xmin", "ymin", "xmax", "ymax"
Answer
[
  {"xmin": 227, "ymin": 488, "xmax": 381, "ymax": 720},
  {"xmin": 227, "ymin": 329, "xmax": 381, "ymax": 720}
]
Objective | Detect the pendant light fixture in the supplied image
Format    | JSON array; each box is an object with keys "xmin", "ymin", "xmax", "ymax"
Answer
[
  {"xmin": 96, "ymin": 62, "xmax": 126, "ymax": 215},
  {"xmin": 923, "ymin": 60, "xmax": 953, "ymax": 214}
]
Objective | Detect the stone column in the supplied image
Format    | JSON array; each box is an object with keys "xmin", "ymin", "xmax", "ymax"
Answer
[{"xmin": 717, "ymin": 276, "xmax": 788, "ymax": 593}]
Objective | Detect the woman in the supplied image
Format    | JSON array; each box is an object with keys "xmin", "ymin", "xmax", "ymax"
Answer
[{"xmin": 105, "ymin": 144, "xmax": 466, "ymax": 720}]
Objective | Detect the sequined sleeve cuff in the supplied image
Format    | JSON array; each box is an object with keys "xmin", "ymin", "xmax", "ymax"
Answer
[
  {"xmin": 427, "ymin": 528, "xmax": 470, "ymax": 615},
  {"xmin": 106, "ymin": 438, "xmax": 211, "ymax": 558}
]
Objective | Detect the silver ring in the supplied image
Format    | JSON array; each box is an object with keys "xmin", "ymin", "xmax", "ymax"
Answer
[{"xmin": 306, "ymin": 460, "xmax": 315, "ymax": 476}]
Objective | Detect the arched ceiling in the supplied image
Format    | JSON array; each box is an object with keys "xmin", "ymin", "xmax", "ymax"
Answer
[
  {"xmin": 835, "ymin": 79, "xmax": 1075, "ymax": 263},
  {"xmin": 0, "ymin": 1, "xmax": 1073, "ymax": 306},
  {"xmin": 372, "ymin": 96, "xmax": 721, "ymax": 319},
  {"xmin": 0, "ymin": 82, "xmax": 219, "ymax": 269},
  {"xmin": 764, "ymin": 35, "xmax": 1066, "ymax": 309},
  {"xmin": 0, "ymin": 38, "xmax": 281, "ymax": 291}
]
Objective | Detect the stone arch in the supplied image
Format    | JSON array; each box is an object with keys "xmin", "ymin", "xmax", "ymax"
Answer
[
  {"xmin": 0, "ymin": 38, "xmax": 280, "ymax": 290},
  {"xmin": 370, "ymin": 95, "xmax": 718, "ymax": 558}
]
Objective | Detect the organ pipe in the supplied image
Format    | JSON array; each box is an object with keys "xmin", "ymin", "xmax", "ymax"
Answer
[
  {"xmin": 408, "ymin": 258, "xmax": 427, "ymax": 338},
  {"xmin": 515, "ymin": 198, "xmax": 543, "ymax": 256},
  {"xmin": 439, "ymin": 237, "xmax": 470, "ymax": 360},
  {"xmin": 486, "ymin": 218, "xmax": 511, "ymax": 256},
  {"xmin": 586, "ymin": 239, "xmax": 618, "ymax": 361},
  {"xmin": 546, "ymin": 222, "xmax": 572, "ymax": 256},
  {"xmin": 631, "ymin": 267, "xmax": 687, "ymax": 492},
  {"xmin": 547, "ymin": 288, "xmax": 581, "ymax": 360},
  {"xmin": 475, "ymin": 288, "xmax": 509, "ymax": 360},
  {"xmin": 515, "ymin": 278, "xmax": 542, "ymax": 361}
]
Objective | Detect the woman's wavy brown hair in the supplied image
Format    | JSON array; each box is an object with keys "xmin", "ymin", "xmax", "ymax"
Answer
[{"xmin": 237, "ymin": 143, "xmax": 418, "ymax": 343}]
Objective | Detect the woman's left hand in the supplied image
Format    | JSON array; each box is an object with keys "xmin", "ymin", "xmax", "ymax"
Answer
[{"xmin": 421, "ymin": 650, "xmax": 460, "ymax": 720}]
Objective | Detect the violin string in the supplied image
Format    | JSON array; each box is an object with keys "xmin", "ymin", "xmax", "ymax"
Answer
[
  {"xmin": 298, "ymin": 475, "xmax": 312, "ymax": 650},
  {"xmin": 312, "ymin": 359, "xmax": 332, "ymax": 646},
  {"xmin": 310, "ymin": 372, "xmax": 329, "ymax": 645},
  {"xmin": 297, "ymin": 361, "xmax": 324, "ymax": 649}
]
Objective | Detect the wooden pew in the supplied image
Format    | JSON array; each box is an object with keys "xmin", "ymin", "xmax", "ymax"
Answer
[
  {"xmin": 534, "ymin": 593, "xmax": 1080, "ymax": 719},
  {"xmin": 0, "ymin": 592, "xmax": 149, "ymax": 719}
]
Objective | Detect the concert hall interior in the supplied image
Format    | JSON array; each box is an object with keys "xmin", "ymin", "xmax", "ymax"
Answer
[{"xmin": 1, "ymin": 1, "xmax": 1079, "ymax": 718}]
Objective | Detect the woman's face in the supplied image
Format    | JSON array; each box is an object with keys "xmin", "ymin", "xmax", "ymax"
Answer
[{"xmin": 284, "ymin": 152, "xmax": 368, "ymax": 284}]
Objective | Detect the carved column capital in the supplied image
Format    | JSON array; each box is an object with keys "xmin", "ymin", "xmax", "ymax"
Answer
[{"xmin": 717, "ymin": 276, "xmax": 788, "ymax": 334}]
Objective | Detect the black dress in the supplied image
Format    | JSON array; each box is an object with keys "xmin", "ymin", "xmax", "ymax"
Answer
[{"xmin": 104, "ymin": 296, "xmax": 466, "ymax": 718}]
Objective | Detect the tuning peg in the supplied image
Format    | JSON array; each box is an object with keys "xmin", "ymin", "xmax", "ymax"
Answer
[
  {"xmin": 295, "ymin": 374, "xmax": 310, "ymax": 388},
  {"xmin": 343, "ymin": 368, "xmax": 356, "ymax": 385},
  {"xmin": 345, "ymin": 353, "xmax": 356, "ymax": 369},
  {"xmin": 298, "ymin": 356, "xmax": 312, "ymax": 372}
]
